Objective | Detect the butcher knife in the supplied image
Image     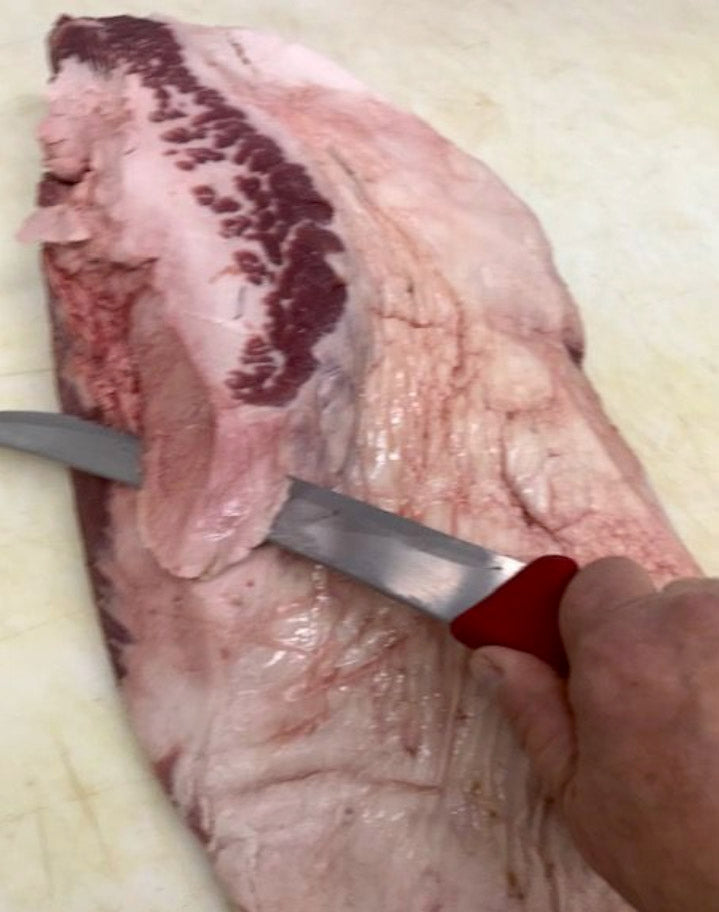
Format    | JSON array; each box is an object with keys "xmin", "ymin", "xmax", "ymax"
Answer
[{"xmin": 0, "ymin": 410, "xmax": 577, "ymax": 674}]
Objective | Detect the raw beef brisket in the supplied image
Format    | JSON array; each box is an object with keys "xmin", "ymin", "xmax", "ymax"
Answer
[{"xmin": 22, "ymin": 14, "xmax": 697, "ymax": 912}]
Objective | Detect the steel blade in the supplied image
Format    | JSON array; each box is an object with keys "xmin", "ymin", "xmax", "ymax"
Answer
[
  {"xmin": 0, "ymin": 412, "xmax": 523, "ymax": 618},
  {"xmin": 271, "ymin": 478, "xmax": 523, "ymax": 622},
  {"xmin": 0, "ymin": 411, "xmax": 142, "ymax": 487}
]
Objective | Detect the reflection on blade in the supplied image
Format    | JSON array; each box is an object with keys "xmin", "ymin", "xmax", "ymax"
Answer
[{"xmin": 269, "ymin": 478, "xmax": 524, "ymax": 622}]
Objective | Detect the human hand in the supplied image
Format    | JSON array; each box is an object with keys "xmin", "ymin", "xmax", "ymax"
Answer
[{"xmin": 473, "ymin": 558, "xmax": 719, "ymax": 912}]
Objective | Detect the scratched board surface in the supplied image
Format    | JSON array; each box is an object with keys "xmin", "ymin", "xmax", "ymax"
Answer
[{"xmin": 0, "ymin": 1, "xmax": 717, "ymax": 909}]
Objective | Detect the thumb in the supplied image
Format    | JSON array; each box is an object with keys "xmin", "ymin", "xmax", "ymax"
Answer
[{"xmin": 472, "ymin": 646, "xmax": 576, "ymax": 798}]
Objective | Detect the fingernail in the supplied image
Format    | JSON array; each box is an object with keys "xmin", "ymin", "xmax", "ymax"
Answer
[{"xmin": 471, "ymin": 653, "xmax": 504, "ymax": 687}]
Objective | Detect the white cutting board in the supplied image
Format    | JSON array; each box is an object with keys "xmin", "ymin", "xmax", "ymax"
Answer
[{"xmin": 0, "ymin": 1, "xmax": 717, "ymax": 909}]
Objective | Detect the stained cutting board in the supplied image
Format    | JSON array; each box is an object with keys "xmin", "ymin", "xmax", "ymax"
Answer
[{"xmin": 0, "ymin": 2, "xmax": 717, "ymax": 909}]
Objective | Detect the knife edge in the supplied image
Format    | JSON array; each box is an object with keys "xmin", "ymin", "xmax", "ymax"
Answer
[{"xmin": 0, "ymin": 411, "xmax": 524, "ymax": 620}]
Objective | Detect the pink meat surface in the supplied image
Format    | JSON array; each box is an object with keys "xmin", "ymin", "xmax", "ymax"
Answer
[{"xmin": 22, "ymin": 14, "xmax": 697, "ymax": 912}]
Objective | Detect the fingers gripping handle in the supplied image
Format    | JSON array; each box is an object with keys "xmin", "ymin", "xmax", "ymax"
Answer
[{"xmin": 449, "ymin": 555, "xmax": 578, "ymax": 676}]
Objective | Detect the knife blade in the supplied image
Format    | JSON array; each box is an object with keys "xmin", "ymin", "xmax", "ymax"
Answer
[{"xmin": 0, "ymin": 410, "xmax": 577, "ymax": 673}]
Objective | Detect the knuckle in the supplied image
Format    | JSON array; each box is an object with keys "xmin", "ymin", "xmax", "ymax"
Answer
[
  {"xmin": 661, "ymin": 588, "xmax": 719, "ymax": 630},
  {"xmin": 570, "ymin": 625, "xmax": 650, "ymax": 708}
]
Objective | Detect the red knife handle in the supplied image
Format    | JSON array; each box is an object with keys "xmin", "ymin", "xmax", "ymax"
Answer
[{"xmin": 449, "ymin": 555, "xmax": 578, "ymax": 676}]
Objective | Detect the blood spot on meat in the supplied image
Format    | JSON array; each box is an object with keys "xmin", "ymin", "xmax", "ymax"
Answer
[
  {"xmin": 565, "ymin": 339, "xmax": 584, "ymax": 365},
  {"xmin": 161, "ymin": 126, "xmax": 193, "ymax": 143},
  {"xmin": 186, "ymin": 801, "xmax": 211, "ymax": 846},
  {"xmin": 192, "ymin": 185, "xmax": 216, "ymax": 206},
  {"xmin": 98, "ymin": 606, "xmax": 133, "ymax": 679},
  {"xmin": 37, "ymin": 173, "xmax": 74, "ymax": 206},
  {"xmin": 249, "ymin": 145, "xmax": 283, "ymax": 172},
  {"xmin": 258, "ymin": 235, "xmax": 283, "ymax": 265},
  {"xmin": 193, "ymin": 88, "xmax": 223, "ymax": 106},
  {"xmin": 220, "ymin": 216, "xmax": 251, "ymax": 238},
  {"xmin": 213, "ymin": 123, "xmax": 251, "ymax": 148},
  {"xmin": 255, "ymin": 210, "xmax": 276, "ymax": 231},
  {"xmin": 269, "ymin": 163, "xmax": 333, "ymax": 223},
  {"xmin": 234, "ymin": 251, "xmax": 270, "ymax": 285},
  {"xmin": 235, "ymin": 175, "xmax": 261, "ymax": 198},
  {"xmin": 154, "ymin": 749, "xmax": 180, "ymax": 792},
  {"xmin": 212, "ymin": 196, "xmax": 240, "ymax": 213},
  {"xmin": 186, "ymin": 147, "xmax": 224, "ymax": 164},
  {"xmin": 234, "ymin": 135, "xmax": 283, "ymax": 171}
]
